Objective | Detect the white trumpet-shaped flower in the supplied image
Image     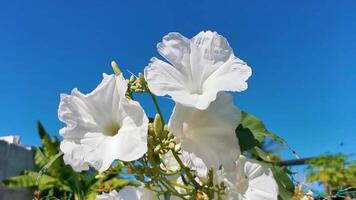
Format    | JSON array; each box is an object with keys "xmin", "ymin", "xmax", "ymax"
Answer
[
  {"xmin": 218, "ymin": 156, "xmax": 278, "ymax": 200},
  {"xmin": 145, "ymin": 31, "xmax": 252, "ymax": 110},
  {"xmin": 168, "ymin": 92, "xmax": 241, "ymax": 169},
  {"xmin": 96, "ymin": 186, "xmax": 157, "ymax": 200},
  {"xmin": 59, "ymin": 74, "xmax": 148, "ymax": 172}
]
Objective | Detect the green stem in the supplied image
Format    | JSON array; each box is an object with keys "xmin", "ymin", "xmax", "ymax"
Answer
[
  {"xmin": 161, "ymin": 179, "xmax": 189, "ymax": 200},
  {"xmin": 148, "ymin": 91, "xmax": 164, "ymax": 124},
  {"xmin": 171, "ymin": 150, "xmax": 201, "ymax": 189},
  {"xmin": 167, "ymin": 180, "xmax": 193, "ymax": 191}
]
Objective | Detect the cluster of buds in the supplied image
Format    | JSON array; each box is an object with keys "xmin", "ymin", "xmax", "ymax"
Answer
[
  {"xmin": 148, "ymin": 114, "xmax": 177, "ymax": 155},
  {"xmin": 97, "ymin": 182, "xmax": 114, "ymax": 193},
  {"xmin": 111, "ymin": 60, "xmax": 148, "ymax": 98},
  {"xmin": 127, "ymin": 73, "xmax": 148, "ymax": 94}
]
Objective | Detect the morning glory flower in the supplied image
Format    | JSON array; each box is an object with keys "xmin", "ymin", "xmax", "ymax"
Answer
[
  {"xmin": 59, "ymin": 73, "xmax": 148, "ymax": 172},
  {"xmin": 218, "ymin": 156, "xmax": 278, "ymax": 200},
  {"xmin": 145, "ymin": 31, "xmax": 252, "ymax": 110},
  {"xmin": 168, "ymin": 92, "xmax": 241, "ymax": 169},
  {"xmin": 96, "ymin": 186, "xmax": 157, "ymax": 200}
]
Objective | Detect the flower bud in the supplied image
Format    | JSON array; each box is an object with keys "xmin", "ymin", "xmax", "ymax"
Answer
[
  {"xmin": 111, "ymin": 61, "xmax": 121, "ymax": 75},
  {"xmin": 130, "ymin": 75, "xmax": 135, "ymax": 82},
  {"xmin": 168, "ymin": 142, "xmax": 175, "ymax": 149},
  {"xmin": 95, "ymin": 173, "xmax": 105, "ymax": 179},
  {"xmin": 164, "ymin": 125, "xmax": 169, "ymax": 131},
  {"xmin": 167, "ymin": 132, "xmax": 174, "ymax": 140},
  {"xmin": 174, "ymin": 145, "xmax": 181, "ymax": 153},
  {"xmin": 196, "ymin": 190, "xmax": 209, "ymax": 200},
  {"xmin": 154, "ymin": 114, "xmax": 163, "ymax": 137},
  {"xmin": 154, "ymin": 145, "xmax": 161, "ymax": 153},
  {"xmin": 138, "ymin": 72, "xmax": 144, "ymax": 81}
]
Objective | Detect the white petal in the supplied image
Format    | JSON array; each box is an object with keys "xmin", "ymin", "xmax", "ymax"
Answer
[
  {"xmin": 60, "ymin": 140, "xmax": 89, "ymax": 172},
  {"xmin": 243, "ymin": 159, "xmax": 278, "ymax": 200},
  {"xmin": 96, "ymin": 186, "xmax": 157, "ymax": 200},
  {"xmin": 59, "ymin": 74, "xmax": 148, "ymax": 172},
  {"xmin": 181, "ymin": 151, "xmax": 208, "ymax": 178},
  {"xmin": 161, "ymin": 148, "xmax": 208, "ymax": 178},
  {"xmin": 96, "ymin": 190, "xmax": 120, "ymax": 200},
  {"xmin": 190, "ymin": 31, "xmax": 233, "ymax": 83},
  {"xmin": 169, "ymin": 92, "xmax": 241, "ymax": 168},
  {"xmin": 144, "ymin": 57, "xmax": 190, "ymax": 97},
  {"xmin": 219, "ymin": 156, "xmax": 278, "ymax": 200},
  {"xmin": 145, "ymin": 31, "xmax": 251, "ymax": 110},
  {"xmin": 157, "ymin": 32, "xmax": 191, "ymax": 70},
  {"xmin": 203, "ymin": 57, "xmax": 252, "ymax": 94}
]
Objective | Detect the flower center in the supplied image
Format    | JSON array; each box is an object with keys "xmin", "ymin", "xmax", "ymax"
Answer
[{"xmin": 105, "ymin": 122, "xmax": 120, "ymax": 136}]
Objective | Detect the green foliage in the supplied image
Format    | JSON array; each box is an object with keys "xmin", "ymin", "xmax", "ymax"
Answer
[
  {"xmin": 2, "ymin": 121, "xmax": 131, "ymax": 200},
  {"xmin": 236, "ymin": 111, "xmax": 295, "ymax": 200},
  {"xmin": 271, "ymin": 166, "xmax": 295, "ymax": 200},
  {"xmin": 305, "ymin": 153, "xmax": 356, "ymax": 194}
]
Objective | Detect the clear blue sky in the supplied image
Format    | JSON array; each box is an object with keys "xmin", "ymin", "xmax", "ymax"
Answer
[{"xmin": 0, "ymin": 0, "xmax": 355, "ymax": 163}]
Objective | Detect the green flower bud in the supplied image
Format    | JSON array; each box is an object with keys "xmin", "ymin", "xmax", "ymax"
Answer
[
  {"xmin": 167, "ymin": 132, "xmax": 174, "ymax": 140},
  {"xmin": 168, "ymin": 142, "xmax": 175, "ymax": 150},
  {"xmin": 163, "ymin": 140, "xmax": 170, "ymax": 146},
  {"xmin": 111, "ymin": 61, "xmax": 121, "ymax": 75},
  {"xmin": 154, "ymin": 145, "xmax": 161, "ymax": 153},
  {"xmin": 174, "ymin": 145, "xmax": 181, "ymax": 153},
  {"xmin": 164, "ymin": 125, "xmax": 169, "ymax": 131},
  {"xmin": 154, "ymin": 114, "xmax": 163, "ymax": 137},
  {"xmin": 130, "ymin": 75, "xmax": 135, "ymax": 82},
  {"xmin": 95, "ymin": 173, "xmax": 105, "ymax": 179}
]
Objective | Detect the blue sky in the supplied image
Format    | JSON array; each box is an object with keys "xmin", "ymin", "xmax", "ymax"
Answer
[{"xmin": 0, "ymin": 0, "xmax": 355, "ymax": 168}]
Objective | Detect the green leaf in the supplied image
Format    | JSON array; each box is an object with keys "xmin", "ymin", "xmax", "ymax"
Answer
[
  {"xmin": 236, "ymin": 112, "xmax": 288, "ymax": 152},
  {"xmin": 271, "ymin": 166, "xmax": 295, "ymax": 200},
  {"xmin": 3, "ymin": 171, "xmax": 71, "ymax": 192},
  {"xmin": 236, "ymin": 124, "xmax": 260, "ymax": 151},
  {"xmin": 251, "ymin": 147, "xmax": 271, "ymax": 162},
  {"xmin": 37, "ymin": 121, "xmax": 58, "ymax": 158},
  {"xmin": 106, "ymin": 178, "xmax": 131, "ymax": 189},
  {"xmin": 3, "ymin": 174, "xmax": 38, "ymax": 188},
  {"xmin": 238, "ymin": 112, "xmax": 266, "ymax": 142},
  {"xmin": 34, "ymin": 148, "xmax": 49, "ymax": 168}
]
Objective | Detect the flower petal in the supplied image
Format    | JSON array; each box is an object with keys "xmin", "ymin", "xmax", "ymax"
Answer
[
  {"xmin": 169, "ymin": 92, "xmax": 241, "ymax": 168},
  {"xmin": 144, "ymin": 57, "xmax": 188, "ymax": 97},
  {"xmin": 219, "ymin": 156, "xmax": 279, "ymax": 200},
  {"xmin": 243, "ymin": 159, "xmax": 278, "ymax": 200},
  {"xmin": 96, "ymin": 186, "xmax": 157, "ymax": 200},
  {"xmin": 157, "ymin": 32, "xmax": 191, "ymax": 70},
  {"xmin": 203, "ymin": 56, "xmax": 252, "ymax": 94},
  {"xmin": 60, "ymin": 140, "xmax": 90, "ymax": 172}
]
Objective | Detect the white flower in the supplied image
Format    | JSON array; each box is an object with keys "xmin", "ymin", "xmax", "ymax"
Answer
[
  {"xmin": 96, "ymin": 190, "xmax": 120, "ymax": 200},
  {"xmin": 218, "ymin": 156, "xmax": 278, "ymax": 200},
  {"xmin": 145, "ymin": 31, "xmax": 251, "ymax": 110},
  {"xmin": 59, "ymin": 73, "xmax": 148, "ymax": 172},
  {"xmin": 161, "ymin": 147, "xmax": 208, "ymax": 178},
  {"xmin": 168, "ymin": 92, "xmax": 241, "ymax": 169},
  {"xmin": 96, "ymin": 186, "xmax": 157, "ymax": 200}
]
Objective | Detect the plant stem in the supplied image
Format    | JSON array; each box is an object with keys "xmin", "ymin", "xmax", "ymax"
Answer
[
  {"xmin": 148, "ymin": 91, "xmax": 164, "ymax": 124},
  {"xmin": 171, "ymin": 150, "xmax": 201, "ymax": 189},
  {"xmin": 167, "ymin": 180, "xmax": 194, "ymax": 191}
]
